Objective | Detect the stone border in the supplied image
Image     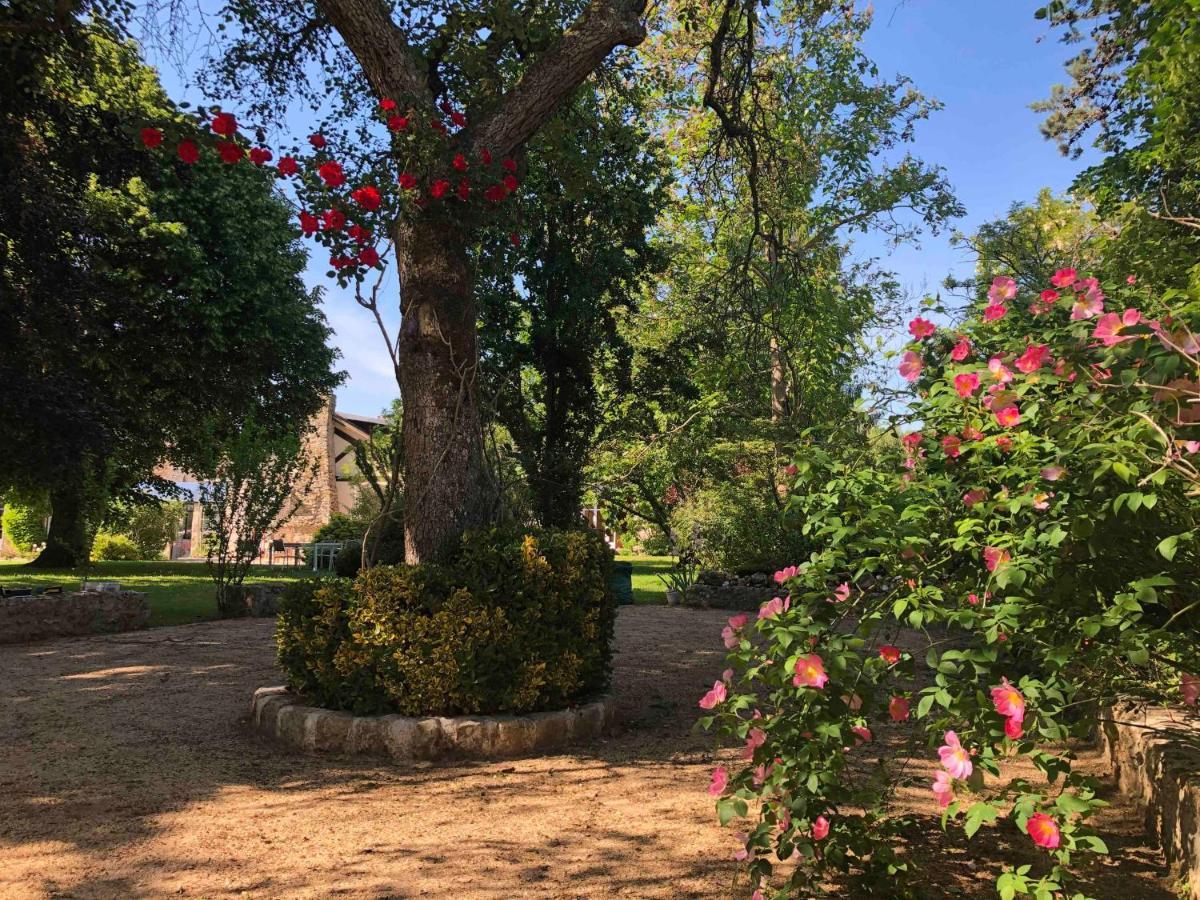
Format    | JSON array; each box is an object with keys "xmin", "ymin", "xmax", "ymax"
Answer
[
  {"xmin": 0, "ymin": 590, "xmax": 149, "ymax": 644},
  {"xmin": 250, "ymin": 686, "xmax": 615, "ymax": 761},
  {"xmin": 1100, "ymin": 703, "xmax": 1200, "ymax": 899}
]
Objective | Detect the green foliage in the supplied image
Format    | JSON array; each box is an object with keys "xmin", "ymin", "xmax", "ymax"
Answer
[
  {"xmin": 91, "ymin": 532, "xmax": 141, "ymax": 561},
  {"xmin": 0, "ymin": 23, "xmax": 339, "ymax": 566},
  {"xmin": 669, "ymin": 477, "xmax": 803, "ymax": 574},
  {"xmin": 203, "ymin": 420, "xmax": 316, "ymax": 617},
  {"xmin": 1, "ymin": 499, "xmax": 49, "ymax": 554},
  {"xmin": 476, "ymin": 83, "xmax": 671, "ymax": 526},
  {"xmin": 276, "ymin": 528, "xmax": 616, "ymax": 716},
  {"xmin": 312, "ymin": 514, "xmax": 368, "ymax": 545},
  {"xmin": 108, "ymin": 501, "xmax": 182, "ymax": 560}
]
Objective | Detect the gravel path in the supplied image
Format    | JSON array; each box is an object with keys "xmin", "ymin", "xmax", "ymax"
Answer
[{"xmin": 0, "ymin": 607, "xmax": 1174, "ymax": 898}]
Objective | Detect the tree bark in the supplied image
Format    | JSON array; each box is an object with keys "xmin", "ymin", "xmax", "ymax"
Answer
[
  {"xmin": 395, "ymin": 217, "xmax": 493, "ymax": 562},
  {"xmin": 30, "ymin": 476, "xmax": 89, "ymax": 568}
]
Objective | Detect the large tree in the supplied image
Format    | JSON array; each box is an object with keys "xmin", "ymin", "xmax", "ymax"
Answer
[
  {"xmin": 203, "ymin": 0, "xmax": 651, "ymax": 562},
  {"xmin": 0, "ymin": 20, "xmax": 340, "ymax": 566}
]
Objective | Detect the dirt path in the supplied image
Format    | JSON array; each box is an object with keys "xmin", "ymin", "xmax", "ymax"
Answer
[{"xmin": 0, "ymin": 608, "xmax": 1174, "ymax": 898}]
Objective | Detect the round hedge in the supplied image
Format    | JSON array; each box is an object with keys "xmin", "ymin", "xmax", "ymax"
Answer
[{"xmin": 276, "ymin": 527, "xmax": 616, "ymax": 717}]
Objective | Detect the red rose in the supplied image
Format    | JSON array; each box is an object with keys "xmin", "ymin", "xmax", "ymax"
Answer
[
  {"xmin": 298, "ymin": 211, "xmax": 319, "ymax": 236},
  {"xmin": 430, "ymin": 119, "xmax": 447, "ymax": 135},
  {"xmin": 248, "ymin": 147, "xmax": 273, "ymax": 166},
  {"xmin": 398, "ymin": 172, "xmax": 417, "ymax": 190},
  {"xmin": 177, "ymin": 140, "xmax": 200, "ymax": 164},
  {"xmin": 483, "ymin": 183, "xmax": 509, "ymax": 203},
  {"xmin": 347, "ymin": 224, "xmax": 372, "ymax": 245},
  {"xmin": 277, "ymin": 156, "xmax": 299, "ymax": 176},
  {"xmin": 309, "ymin": 133, "xmax": 326, "ymax": 149},
  {"xmin": 501, "ymin": 158, "xmax": 517, "ymax": 172},
  {"xmin": 317, "ymin": 160, "xmax": 345, "ymax": 187},
  {"xmin": 456, "ymin": 179, "xmax": 470, "ymax": 201},
  {"xmin": 379, "ymin": 98, "xmax": 396, "ymax": 112},
  {"xmin": 216, "ymin": 141, "xmax": 243, "ymax": 164},
  {"xmin": 502, "ymin": 173, "xmax": 518, "ymax": 191},
  {"xmin": 140, "ymin": 127, "xmax": 163, "ymax": 149},
  {"xmin": 387, "ymin": 115, "xmax": 408, "ymax": 132},
  {"xmin": 452, "ymin": 153, "xmax": 468, "ymax": 172},
  {"xmin": 351, "ymin": 185, "xmax": 382, "ymax": 211},
  {"xmin": 358, "ymin": 246, "xmax": 380, "ymax": 267},
  {"xmin": 509, "ymin": 232, "xmax": 520, "ymax": 247},
  {"xmin": 450, "ymin": 111, "xmax": 466, "ymax": 127},
  {"xmin": 480, "ymin": 148, "xmax": 492, "ymax": 165},
  {"xmin": 430, "ymin": 179, "xmax": 451, "ymax": 199},
  {"xmin": 321, "ymin": 209, "xmax": 346, "ymax": 231},
  {"xmin": 211, "ymin": 112, "xmax": 237, "ymax": 137},
  {"xmin": 438, "ymin": 99, "xmax": 453, "ymax": 114}
]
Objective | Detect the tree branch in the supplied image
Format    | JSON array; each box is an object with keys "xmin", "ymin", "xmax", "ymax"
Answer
[
  {"xmin": 474, "ymin": 0, "xmax": 648, "ymax": 157},
  {"xmin": 313, "ymin": 0, "xmax": 430, "ymax": 103}
]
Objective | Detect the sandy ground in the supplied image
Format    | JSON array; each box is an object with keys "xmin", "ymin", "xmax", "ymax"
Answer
[{"xmin": 0, "ymin": 607, "xmax": 1175, "ymax": 899}]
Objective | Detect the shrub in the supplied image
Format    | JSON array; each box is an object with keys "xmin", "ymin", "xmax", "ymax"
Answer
[
  {"xmin": 670, "ymin": 478, "xmax": 805, "ymax": 573},
  {"xmin": 703, "ymin": 271, "xmax": 1200, "ymax": 897},
  {"xmin": 311, "ymin": 513, "xmax": 367, "ymax": 544},
  {"xmin": 1, "ymin": 499, "xmax": 48, "ymax": 554},
  {"xmin": 119, "ymin": 502, "xmax": 181, "ymax": 559},
  {"xmin": 92, "ymin": 532, "xmax": 141, "ymax": 561},
  {"xmin": 277, "ymin": 527, "xmax": 616, "ymax": 716}
]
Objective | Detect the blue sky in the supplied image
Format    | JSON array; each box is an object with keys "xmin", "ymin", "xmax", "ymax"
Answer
[{"xmin": 155, "ymin": 0, "xmax": 1099, "ymax": 417}]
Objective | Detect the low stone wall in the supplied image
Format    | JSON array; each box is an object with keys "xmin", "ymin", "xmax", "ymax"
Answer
[
  {"xmin": 250, "ymin": 686, "xmax": 615, "ymax": 761},
  {"xmin": 0, "ymin": 590, "xmax": 150, "ymax": 644},
  {"xmin": 683, "ymin": 583, "xmax": 777, "ymax": 611},
  {"xmin": 1100, "ymin": 703, "xmax": 1200, "ymax": 899}
]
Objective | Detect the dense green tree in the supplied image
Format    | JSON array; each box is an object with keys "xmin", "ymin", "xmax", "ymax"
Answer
[
  {"xmin": 476, "ymin": 85, "xmax": 671, "ymax": 527},
  {"xmin": 1037, "ymin": 0, "xmax": 1200, "ymax": 290},
  {"xmin": 589, "ymin": 1, "xmax": 960, "ymax": 551},
  {"xmin": 0, "ymin": 22, "xmax": 340, "ymax": 566}
]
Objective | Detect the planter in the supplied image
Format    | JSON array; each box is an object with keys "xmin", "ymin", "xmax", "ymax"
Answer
[
  {"xmin": 665, "ymin": 589, "xmax": 681, "ymax": 606},
  {"xmin": 250, "ymin": 687, "xmax": 615, "ymax": 761}
]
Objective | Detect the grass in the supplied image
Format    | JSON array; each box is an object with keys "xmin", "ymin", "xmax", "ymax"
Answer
[
  {"xmin": 0, "ymin": 552, "xmax": 679, "ymax": 627},
  {"xmin": 0, "ymin": 560, "xmax": 312, "ymax": 626},
  {"xmin": 618, "ymin": 553, "xmax": 674, "ymax": 605}
]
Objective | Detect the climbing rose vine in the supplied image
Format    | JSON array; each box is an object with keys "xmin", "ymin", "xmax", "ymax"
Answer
[
  {"xmin": 703, "ymin": 268, "xmax": 1200, "ymax": 897},
  {"xmin": 138, "ymin": 101, "xmax": 523, "ymax": 285}
]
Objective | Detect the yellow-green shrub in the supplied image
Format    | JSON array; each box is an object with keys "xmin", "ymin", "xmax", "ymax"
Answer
[{"xmin": 276, "ymin": 527, "xmax": 616, "ymax": 716}]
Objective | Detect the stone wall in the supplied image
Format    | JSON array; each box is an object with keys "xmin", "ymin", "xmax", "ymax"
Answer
[
  {"xmin": 275, "ymin": 401, "xmax": 340, "ymax": 546},
  {"xmin": 0, "ymin": 590, "xmax": 150, "ymax": 644},
  {"xmin": 683, "ymin": 571, "xmax": 779, "ymax": 611},
  {"xmin": 1100, "ymin": 703, "xmax": 1200, "ymax": 899}
]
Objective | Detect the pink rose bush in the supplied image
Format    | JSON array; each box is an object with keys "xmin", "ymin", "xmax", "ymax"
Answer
[{"xmin": 702, "ymin": 270, "xmax": 1200, "ymax": 896}]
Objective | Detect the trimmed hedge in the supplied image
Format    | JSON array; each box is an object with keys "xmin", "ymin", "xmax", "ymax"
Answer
[{"xmin": 276, "ymin": 527, "xmax": 617, "ymax": 716}]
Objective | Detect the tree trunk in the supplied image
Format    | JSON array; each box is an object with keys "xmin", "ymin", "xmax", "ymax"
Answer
[
  {"xmin": 30, "ymin": 477, "xmax": 89, "ymax": 568},
  {"xmin": 395, "ymin": 218, "xmax": 494, "ymax": 563}
]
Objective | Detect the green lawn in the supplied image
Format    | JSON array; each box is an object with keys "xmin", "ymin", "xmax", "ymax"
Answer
[
  {"xmin": 619, "ymin": 553, "xmax": 674, "ymax": 605},
  {"xmin": 0, "ymin": 553, "xmax": 677, "ymax": 626},
  {"xmin": 0, "ymin": 560, "xmax": 312, "ymax": 626}
]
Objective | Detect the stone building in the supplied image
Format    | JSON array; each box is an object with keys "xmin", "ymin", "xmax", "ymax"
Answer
[{"xmin": 154, "ymin": 399, "xmax": 385, "ymax": 560}]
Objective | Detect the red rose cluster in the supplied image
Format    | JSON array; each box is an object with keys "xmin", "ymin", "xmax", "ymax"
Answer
[{"xmin": 139, "ymin": 100, "xmax": 524, "ymax": 278}]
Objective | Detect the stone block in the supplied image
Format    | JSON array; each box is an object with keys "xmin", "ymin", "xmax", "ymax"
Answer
[
  {"xmin": 276, "ymin": 704, "xmax": 308, "ymax": 749},
  {"xmin": 308, "ymin": 709, "xmax": 354, "ymax": 751}
]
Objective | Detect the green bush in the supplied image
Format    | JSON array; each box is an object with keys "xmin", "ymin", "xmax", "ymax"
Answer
[
  {"xmin": 277, "ymin": 527, "xmax": 616, "ymax": 716},
  {"xmin": 118, "ymin": 502, "xmax": 181, "ymax": 559},
  {"xmin": 311, "ymin": 513, "xmax": 367, "ymax": 544},
  {"xmin": 92, "ymin": 532, "xmax": 141, "ymax": 561},
  {"xmin": 1, "ymin": 499, "xmax": 49, "ymax": 553},
  {"xmin": 669, "ymin": 478, "xmax": 806, "ymax": 574}
]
